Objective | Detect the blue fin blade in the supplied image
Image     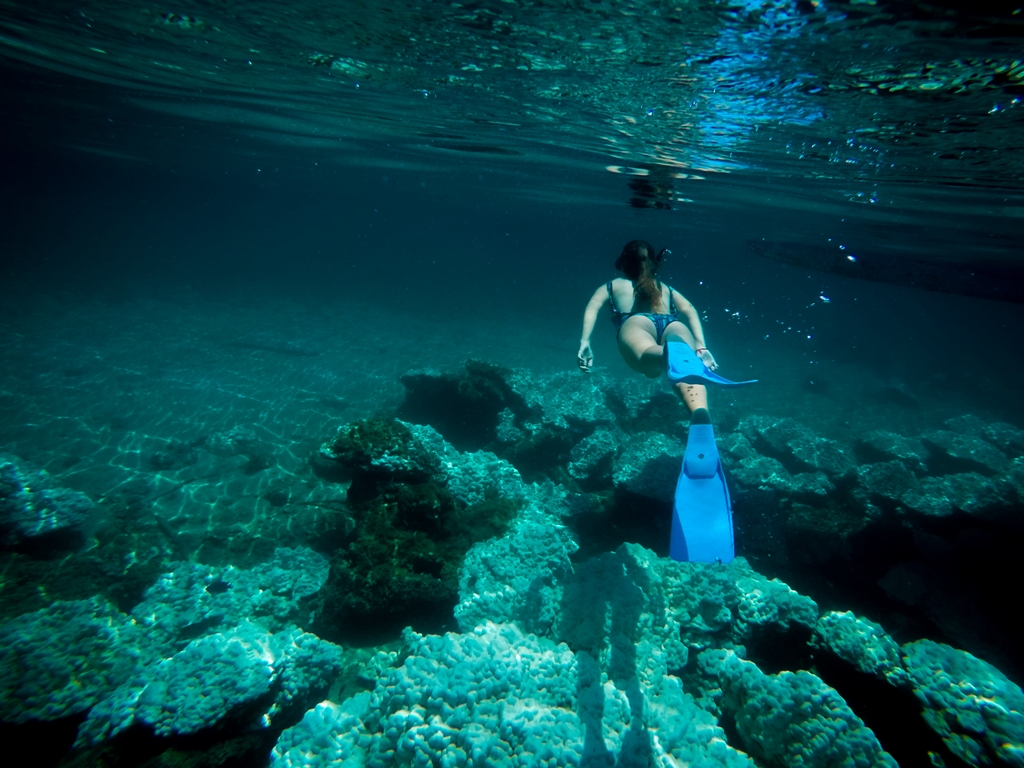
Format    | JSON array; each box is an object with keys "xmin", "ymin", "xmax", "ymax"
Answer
[
  {"xmin": 665, "ymin": 341, "xmax": 758, "ymax": 388},
  {"xmin": 670, "ymin": 423, "xmax": 735, "ymax": 564}
]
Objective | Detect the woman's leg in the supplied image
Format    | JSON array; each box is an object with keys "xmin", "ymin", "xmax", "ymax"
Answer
[
  {"xmin": 617, "ymin": 318, "xmax": 709, "ymax": 413},
  {"xmin": 662, "ymin": 323, "xmax": 708, "ymax": 413},
  {"xmin": 674, "ymin": 381, "xmax": 708, "ymax": 412}
]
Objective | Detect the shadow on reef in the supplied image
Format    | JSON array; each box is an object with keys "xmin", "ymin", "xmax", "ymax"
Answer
[
  {"xmin": 570, "ymin": 488, "xmax": 669, "ymax": 561},
  {"xmin": 56, "ymin": 717, "xmax": 280, "ymax": 768},
  {"xmin": 311, "ymin": 417, "xmax": 518, "ymax": 646},
  {"xmin": 0, "ymin": 714, "xmax": 84, "ymax": 768},
  {"xmin": 769, "ymin": 507, "xmax": 1024, "ymax": 683}
]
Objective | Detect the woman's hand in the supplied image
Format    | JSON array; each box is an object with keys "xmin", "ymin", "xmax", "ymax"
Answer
[
  {"xmin": 578, "ymin": 341, "xmax": 594, "ymax": 373},
  {"xmin": 697, "ymin": 348, "xmax": 718, "ymax": 371}
]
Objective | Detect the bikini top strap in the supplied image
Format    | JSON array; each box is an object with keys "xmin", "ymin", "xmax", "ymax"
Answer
[
  {"xmin": 667, "ymin": 285, "xmax": 677, "ymax": 314},
  {"xmin": 606, "ymin": 281, "xmax": 616, "ymax": 310}
]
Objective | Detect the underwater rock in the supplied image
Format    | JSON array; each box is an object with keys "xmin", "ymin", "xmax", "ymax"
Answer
[
  {"xmin": 400, "ymin": 362, "xmax": 619, "ymax": 443},
  {"xmin": 499, "ymin": 421, "xmax": 579, "ymax": 480},
  {"xmin": 720, "ymin": 432, "xmax": 758, "ymax": 462},
  {"xmin": 272, "ymin": 621, "xmax": 754, "ymax": 768},
  {"xmin": 77, "ymin": 620, "xmax": 343, "ymax": 745},
  {"xmin": 901, "ymin": 472, "xmax": 1015, "ymax": 521},
  {"xmin": 811, "ymin": 611, "xmax": 909, "ymax": 688},
  {"xmin": 316, "ymin": 419, "xmax": 525, "ymax": 640},
  {"xmin": 704, "ymin": 649, "xmax": 898, "ymax": 767},
  {"xmin": 739, "ymin": 416, "xmax": 812, "ymax": 458},
  {"xmin": 739, "ymin": 416, "xmax": 854, "ymax": 480},
  {"xmin": 727, "ymin": 451, "xmax": 835, "ymax": 503},
  {"xmin": 567, "ymin": 425, "xmax": 623, "ymax": 486},
  {"xmin": 0, "ymin": 547, "xmax": 334, "ymax": 745},
  {"xmin": 944, "ymin": 415, "xmax": 1024, "ymax": 457},
  {"xmin": 494, "ymin": 407, "xmax": 524, "ymax": 445},
  {"xmin": 921, "ymin": 429, "xmax": 1010, "ymax": 476},
  {"xmin": 849, "ymin": 458, "xmax": 1020, "ymax": 524},
  {"xmin": 527, "ymin": 370, "xmax": 617, "ymax": 432},
  {"xmin": 903, "ymin": 639, "xmax": 1024, "ymax": 768},
  {"xmin": 853, "ymin": 430, "xmax": 930, "ymax": 474},
  {"xmin": 319, "ymin": 417, "xmax": 441, "ymax": 489},
  {"xmin": 0, "ymin": 596, "xmax": 138, "ymax": 724},
  {"xmin": 320, "ymin": 418, "xmax": 527, "ymax": 506},
  {"xmin": 942, "ymin": 416, "xmax": 1024, "ymax": 458},
  {"xmin": 792, "ymin": 438, "xmax": 856, "ymax": 481},
  {"xmin": 0, "ymin": 454, "xmax": 94, "ymax": 551},
  {"xmin": 1005, "ymin": 457, "xmax": 1024, "ymax": 501},
  {"xmin": 727, "ymin": 452, "xmax": 792, "ymax": 491},
  {"xmin": 398, "ymin": 361, "xmax": 540, "ymax": 450},
  {"xmin": 612, "ymin": 431, "xmax": 685, "ymax": 502},
  {"xmin": 321, "ymin": 419, "xmax": 529, "ymax": 509},
  {"xmin": 602, "ymin": 377, "xmax": 673, "ymax": 431},
  {"xmin": 407, "ymin": 423, "xmax": 528, "ymax": 507},
  {"xmin": 455, "ymin": 521, "xmax": 576, "ymax": 636},
  {"xmin": 854, "ymin": 460, "xmax": 921, "ymax": 512},
  {"xmin": 26, "ymin": 512, "xmax": 1024, "ymax": 768},
  {"xmin": 399, "ymin": 362, "xmax": 623, "ymax": 482},
  {"xmin": 457, "ymin": 538, "xmax": 820, "ymax": 724},
  {"xmin": 558, "ymin": 543, "xmax": 690, "ymax": 687},
  {"xmin": 733, "ymin": 572, "xmax": 819, "ymax": 636},
  {"xmin": 133, "ymin": 546, "xmax": 331, "ymax": 646}
]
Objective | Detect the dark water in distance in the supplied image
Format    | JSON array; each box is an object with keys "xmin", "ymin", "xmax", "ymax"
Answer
[
  {"xmin": 3, "ymin": 1, "xmax": 1024, "ymax": 330},
  {"xmin": 2, "ymin": 2, "xmax": 1024, "ymax": 765}
]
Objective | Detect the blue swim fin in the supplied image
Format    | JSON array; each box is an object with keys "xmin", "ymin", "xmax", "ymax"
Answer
[
  {"xmin": 664, "ymin": 341, "xmax": 758, "ymax": 387},
  {"xmin": 670, "ymin": 418, "xmax": 735, "ymax": 563}
]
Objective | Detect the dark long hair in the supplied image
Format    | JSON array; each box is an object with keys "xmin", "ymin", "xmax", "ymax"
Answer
[{"xmin": 615, "ymin": 240, "xmax": 669, "ymax": 313}]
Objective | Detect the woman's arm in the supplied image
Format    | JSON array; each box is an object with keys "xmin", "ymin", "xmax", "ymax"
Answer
[
  {"xmin": 578, "ymin": 285, "xmax": 609, "ymax": 373},
  {"xmin": 672, "ymin": 289, "xmax": 718, "ymax": 370}
]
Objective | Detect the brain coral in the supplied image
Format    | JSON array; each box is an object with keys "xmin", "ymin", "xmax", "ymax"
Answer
[
  {"xmin": 903, "ymin": 639, "xmax": 1024, "ymax": 767},
  {"xmin": 711, "ymin": 649, "xmax": 897, "ymax": 768},
  {"xmin": 0, "ymin": 596, "xmax": 139, "ymax": 723},
  {"xmin": 811, "ymin": 611, "xmax": 909, "ymax": 687},
  {"xmin": 272, "ymin": 621, "xmax": 753, "ymax": 768},
  {"xmin": 79, "ymin": 620, "xmax": 344, "ymax": 744}
]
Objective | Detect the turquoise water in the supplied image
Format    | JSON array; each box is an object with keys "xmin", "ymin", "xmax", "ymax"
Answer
[{"xmin": 1, "ymin": 2, "xmax": 1023, "ymax": 766}]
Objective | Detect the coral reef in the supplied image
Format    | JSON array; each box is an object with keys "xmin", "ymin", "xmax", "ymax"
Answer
[
  {"xmin": 707, "ymin": 649, "xmax": 898, "ymax": 767},
  {"xmin": 612, "ymin": 432, "xmax": 685, "ymax": 502},
  {"xmin": 811, "ymin": 611, "xmax": 909, "ymax": 687},
  {"xmin": 0, "ymin": 596, "xmax": 136, "ymax": 723},
  {"xmin": 903, "ymin": 640, "xmax": 1024, "ymax": 767},
  {"xmin": 4, "ymin": 355, "xmax": 1024, "ymax": 768},
  {"xmin": 0, "ymin": 547, "xmax": 337, "ymax": 751},
  {"xmin": 78, "ymin": 620, "xmax": 343, "ymax": 745},
  {"xmin": 315, "ymin": 419, "xmax": 524, "ymax": 640},
  {"xmin": 455, "ymin": 521, "xmax": 576, "ymax": 636},
  {"xmin": 392, "ymin": 359, "xmax": 1024, "ymax": 677},
  {"xmin": 271, "ymin": 621, "xmax": 754, "ymax": 768},
  {"xmin": 0, "ymin": 454, "xmax": 94, "ymax": 551}
]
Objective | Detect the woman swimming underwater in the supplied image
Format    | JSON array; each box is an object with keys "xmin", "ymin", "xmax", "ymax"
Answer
[{"xmin": 577, "ymin": 239, "xmax": 717, "ymax": 414}]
